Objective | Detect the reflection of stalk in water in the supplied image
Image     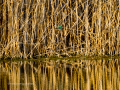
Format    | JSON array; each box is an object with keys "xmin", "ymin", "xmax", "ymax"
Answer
[{"xmin": 0, "ymin": 59, "xmax": 120, "ymax": 90}]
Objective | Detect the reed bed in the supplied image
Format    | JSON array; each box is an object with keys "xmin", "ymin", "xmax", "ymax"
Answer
[{"xmin": 0, "ymin": 0, "xmax": 120, "ymax": 58}]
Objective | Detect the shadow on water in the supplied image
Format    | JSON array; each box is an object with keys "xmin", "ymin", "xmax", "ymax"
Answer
[{"xmin": 0, "ymin": 58, "xmax": 120, "ymax": 90}]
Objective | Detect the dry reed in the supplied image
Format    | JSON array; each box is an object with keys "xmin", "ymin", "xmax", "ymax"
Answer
[{"xmin": 0, "ymin": 0, "xmax": 120, "ymax": 58}]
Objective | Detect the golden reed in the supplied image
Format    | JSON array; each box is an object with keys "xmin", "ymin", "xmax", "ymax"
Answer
[{"xmin": 0, "ymin": 0, "xmax": 120, "ymax": 58}]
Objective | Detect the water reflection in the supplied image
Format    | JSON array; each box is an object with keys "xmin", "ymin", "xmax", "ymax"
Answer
[{"xmin": 0, "ymin": 59, "xmax": 120, "ymax": 90}]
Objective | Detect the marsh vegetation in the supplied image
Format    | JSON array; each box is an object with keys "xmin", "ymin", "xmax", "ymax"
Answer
[{"xmin": 0, "ymin": 0, "xmax": 120, "ymax": 59}]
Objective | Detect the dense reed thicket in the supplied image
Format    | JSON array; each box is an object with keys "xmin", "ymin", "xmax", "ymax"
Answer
[{"xmin": 0, "ymin": 0, "xmax": 120, "ymax": 58}]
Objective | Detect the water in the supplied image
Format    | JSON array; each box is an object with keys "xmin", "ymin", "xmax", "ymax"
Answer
[{"xmin": 0, "ymin": 58, "xmax": 120, "ymax": 90}]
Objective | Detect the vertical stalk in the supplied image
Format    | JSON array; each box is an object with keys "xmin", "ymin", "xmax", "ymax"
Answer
[
  {"xmin": 95, "ymin": 0, "xmax": 98, "ymax": 55},
  {"xmin": 51, "ymin": 0, "xmax": 55, "ymax": 55},
  {"xmin": 98, "ymin": 0, "xmax": 101, "ymax": 55},
  {"xmin": 117, "ymin": 0, "xmax": 120, "ymax": 55},
  {"xmin": 2, "ymin": 0, "xmax": 7, "ymax": 45},
  {"xmin": 31, "ymin": 7, "xmax": 34, "ymax": 58},
  {"xmin": 24, "ymin": 0, "xmax": 29, "ymax": 58},
  {"xmin": 85, "ymin": 0, "xmax": 88, "ymax": 56},
  {"xmin": 2, "ymin": 0, "xmax": 7, "ymax": 56},
  {"xmin": 14, "ymin": 0, "xmax": 19, "ymax": 57},
  {"xmin": 11, "ymin": 0, "xmax": 14, "ymax": 57},
  {"xmin": 76, "ymin": 0, "xmax": 79, "ymax": 54},
  {"xmin": 7, "ymin": 0, "xmax": 14, "ymax": 57},
  {"xmin": 109, "ymin": 0, "xmax": 111, "ymax": 55}
]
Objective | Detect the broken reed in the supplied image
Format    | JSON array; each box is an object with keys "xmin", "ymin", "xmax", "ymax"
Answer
[{"xmin": 0, "ymin": 0, "xmax": 120, "ymax": 58}]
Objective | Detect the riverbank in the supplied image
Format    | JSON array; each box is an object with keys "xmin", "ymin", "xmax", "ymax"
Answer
[{"xmin": 0, "ymin": 54, "xmax": 120, "ymax": 62}]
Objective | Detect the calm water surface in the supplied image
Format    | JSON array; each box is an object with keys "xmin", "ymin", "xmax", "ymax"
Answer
[{"xmin": 0, "ymin": 59, "xmax": 120, "ymax": 90}]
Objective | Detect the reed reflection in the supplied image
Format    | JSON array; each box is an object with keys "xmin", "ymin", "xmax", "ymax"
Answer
[{"xmin": 0, "ymin": 59, "xmax": 120, "ymax": 90}]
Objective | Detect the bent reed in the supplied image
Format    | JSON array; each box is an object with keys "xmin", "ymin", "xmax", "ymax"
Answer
[{"xmin": 0, "ymin": 0, "xmax": 120, "ymax": 59}]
